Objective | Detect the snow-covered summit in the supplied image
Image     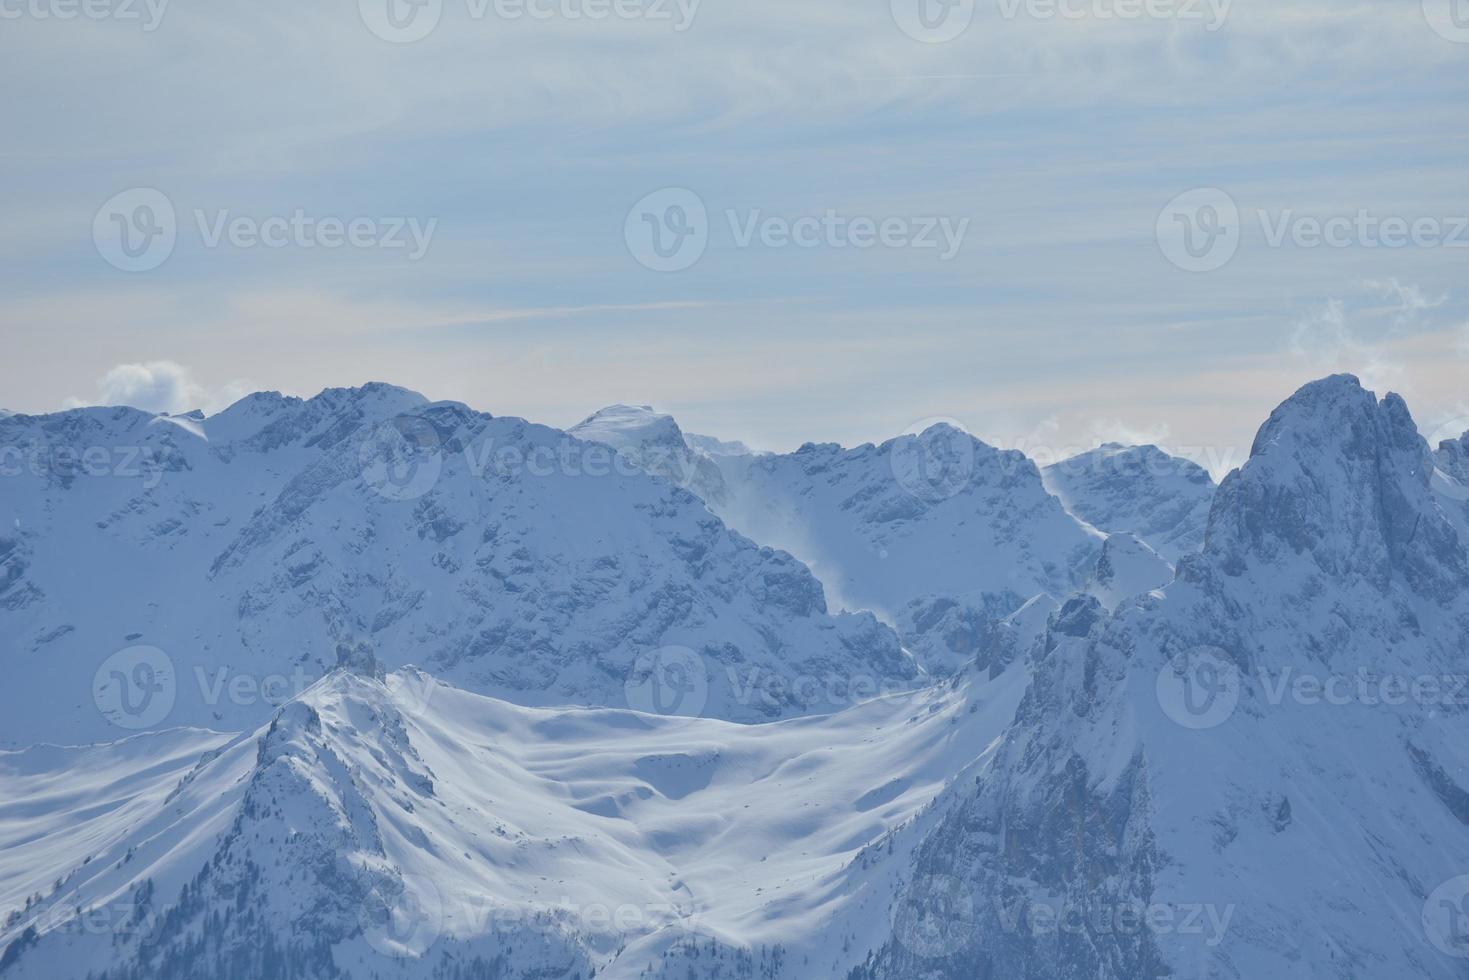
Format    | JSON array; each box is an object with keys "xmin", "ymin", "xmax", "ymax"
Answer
[
  {"xmin": 684, "ymin": 431, "xmax": 754, "ymax": 457},
  {"xmin": 0, "ymin": 385, "xmax": 907, "ymax": 744},
  {"xmin": 569, "ymin": 404, "xmax": 730, "ymax": 504},
  {"xmin": 1203, "ymin": 373, "xmax": 1466, "ymax": 599},
  {"xmin": 1043, "ymin": 442, "xmax": 1216, "ymax": 563},
  {"xmin": 858, "ymin": 374, "xmax": 1469, "ymax": 979}
]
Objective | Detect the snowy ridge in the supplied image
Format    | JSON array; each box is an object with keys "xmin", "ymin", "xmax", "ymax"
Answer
[
  {"xmin": 0, "ymin": 663, "xmax": 1029, "ymax": 979},
  {"xmin": 0, "ymin": 387, "xmax": 906, "ymax": 744},
  {"xmin": 1043, "ymin": 443, "xmax": 1217, "ymax": 564},
  {"xmin": 586, "ymin": 414, "xmax": 1183, "ymax": 678},
  {"xmin": 5, "ymin": 375, "xmax": 1469, "ymax": 979},
  {"xmin": 568, "ymin": 404, "xmax": 731, "ymax": 507},
  {"xmin": 854, "ymin": 375, "xmax": 1469, "ymax": 979}
]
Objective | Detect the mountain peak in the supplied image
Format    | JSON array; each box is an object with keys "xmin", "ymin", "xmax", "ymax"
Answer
[
  {"xmin": 1204, "ymin": 374, "xmax": 1464, "ymax": 595},
  {"xmin": 570, "ymin": 403, "xmax": 684, "ymax": 449}
]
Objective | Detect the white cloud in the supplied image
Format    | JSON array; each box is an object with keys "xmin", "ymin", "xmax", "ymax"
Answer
[
  {"xmin": 1288, "ymin": 299, "xmax": 1404, "ymax": 395},
  {"xmin": 65, "ymin": 361, "xmax": 250, "ymax": 416}
]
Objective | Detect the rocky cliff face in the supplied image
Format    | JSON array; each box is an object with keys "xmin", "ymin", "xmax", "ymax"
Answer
[{"xmin": 850, "ymin": 375, "xmax": 1469, "ymax": 980}]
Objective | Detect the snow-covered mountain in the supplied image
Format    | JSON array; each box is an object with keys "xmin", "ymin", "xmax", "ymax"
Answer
[
  {"xmin": 568, "ymin": 404, "xmax": 731, "ymax": 507},
  {"xmin": 684, "ymin": 431, "xmax": 754, "ymax": 459},
  {"xmin": 571, "ymin": 411, "xmax": 1174, "ymax": 677},
  {"xmin": 852, "ymin": 374, "xmax": 1469, "ymax": 979},
  {"xmin": 1043, "ymin": 443, "xmax": 1217, "ymax": 564},
  {"xmin": 1437, "ymin": 429, "xmax": 1469, "ymax": 485},
  {"xmin": 0, "ymin": 659, "xmax": 1029, "ymax": 980},
  {"xmin": 6, "ymin": 374, "xmax": 1466, "ymax": 980},
  {"xmin": 707, "ymin": 425, "xmax": 1098, "ymax": 626},
  {"xmin": 0, "ymin": 386, "xmax": 907, "ymax": 744}
]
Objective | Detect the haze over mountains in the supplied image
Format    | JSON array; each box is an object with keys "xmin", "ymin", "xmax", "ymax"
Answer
[{"xmin": 2, "ymin": 375, "xmax": 1468, "ymax": 979}]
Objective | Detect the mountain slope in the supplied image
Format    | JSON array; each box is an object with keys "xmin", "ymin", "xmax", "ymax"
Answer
[
  {"xmin": 1042, "ymin": 443, "xmax": 1217, "ymax": 564},
  {"xmin": 851, "ymin": 375, "xmax": 1469, "ymax": 979},
  {"xmin": 0, "ymin": 661, "xmax": 1029, "ymax": 980},
  {"xmin": 0, "ymin": 386, "xmax": 907, "ymax": 744}
]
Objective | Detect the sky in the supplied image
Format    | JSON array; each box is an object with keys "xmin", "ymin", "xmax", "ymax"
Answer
[{"xmin": 2, "ymin": 0, "xmax": 1467, "ymax": 477}]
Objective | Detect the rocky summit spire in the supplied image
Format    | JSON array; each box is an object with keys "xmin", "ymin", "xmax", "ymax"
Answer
[{"xmin": 1201, "ymin": 374, "xmax": 1465, "ymax": 599}]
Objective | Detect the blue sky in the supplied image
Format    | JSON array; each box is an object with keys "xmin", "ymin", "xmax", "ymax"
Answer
[{"xmin": 2, "ymin": 0, "xmax": 1467, "ymax": 473}]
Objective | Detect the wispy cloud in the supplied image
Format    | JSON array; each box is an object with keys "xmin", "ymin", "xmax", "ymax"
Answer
[{"xmin": 64, "ymin": 361, "xmax": 251, "ymax": 416}]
